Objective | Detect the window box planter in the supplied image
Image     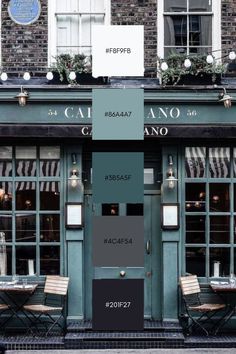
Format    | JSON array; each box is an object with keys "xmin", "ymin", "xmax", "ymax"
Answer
[{"xmin": 165, "ymin": 73, "xmax": 222, "ymax": 86}]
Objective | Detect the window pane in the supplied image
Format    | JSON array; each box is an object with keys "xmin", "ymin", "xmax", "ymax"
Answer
[
  {"xmin": 210, "ymin": 248, "xmax": 230, "ymax": 277},
  {"xmin": 16, "ymin": 182, "xmax": 36, "ymax": 210},
  {"xmin": 164, "ymin": 0, "xmax": 187, "ymax": 12},
  {"xmin": 16, "ymin": 146, "xmax": 36, "ymax": 159},
  {"xmin": 189, "ymin": 16, "xmax": 212, "ymax": 47},
  {"xmin": 40, "ymin": 146, "xmax": 60, "ymax": 159},
  {"xmin": 40, "ymin": 160, "xmax": 60, "ymax": 177},
  {"xmin": 40, "ymin": 182, "xmax": 60, "ymax": 210},
  {"xmin": 0, "ymin": 217, "xmax": 12, "ymax": 242},
  {"xmin": 40, "ymin": 246, "xmax": 60, "ymax": 275},
  {"xmin": 185, "ymin": 183, "xmax": 205, "ymax": 211},
  {"xmin": 16, "ymin": 246, "xmax": 36, "ymax": 275},
  {"xmin": 102, "ymin": 204, "xmax": 119, "ymax": 216},
  {"xmin": 189, "ymin": 0, "xmax": 212, "ymax": 12},
  {"xmin": 16, "ymin": 214, "xmax": 36, "ymax": 242},
  {"xmin": 144, "ymin": 168, "xmax": 154, "ymax": 184},
  {"xmin": 186, "ymin": 216, "xmax": 205, "ymax": 243},
  {"xmin": 210, "ymin": 216, "xmax": 230, "ymax": 244},
  {"xmin": 209, "ymin": 147, "xmax": 230, "ymax": 178},
  {"xmin": 185, "ymin": 147, "xmax": 206, "ymax": 178},
  {"xmin": 0, "ymin": 147, "xmax": 12, "ymax": 177},
  {"xmin": 0, "ymin": 182, "xmax": 12, "ymax": 210},
  {"xmin": 127, "ymin": 204, "xmax": 143, "ymax": 216},
  {"xmin": 164, "ymin": 47, "xmax": 187, "ymax": 56},
  {"xmin": 164, "ymin": 16, "xmax": 187, "ymax": 46},
  {"xmin": 0, "ymin": 246, "xmax": 12, "ymax": 275},
  {"xmin": 189, "ymin": 47, "xmax": 211, "ymax": 55},
  {"xmin": 186, "ymin": 247, "xmax": 206, "ymax": 277},
  {"xmin": 210, "ymin": 183, "xmax": 229, "ymax": 212},
  {"xmin": 40, "ymin": 215, "xmax": 60, "ymax": 242}
]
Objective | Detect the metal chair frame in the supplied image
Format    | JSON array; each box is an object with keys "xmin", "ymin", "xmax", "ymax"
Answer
[{"xmin": 180, "ymin": 275, "xmax": 226, "ymax": 336}]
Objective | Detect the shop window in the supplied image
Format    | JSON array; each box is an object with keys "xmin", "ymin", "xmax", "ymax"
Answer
[
  {"xmin": 185, "ymin": 146, "xmax": 234, "ymax": 279},
  {"xmin": 0, "ymin": 146, "xmax": 61, "ymax": 277},
  {"xmin": 48, "ymin": 0, "xmax": 110, "ymax": 63},
  {"xmin": 158, "ymin": 0, "xmax": 221, "ymax": 58},
  {"xmin": 102, "ymin": 204, "xmax": 119, "ymax": 216},
  {"xmin": 126, "ymin": 204, "xmax": 143, "ymax": 216}
]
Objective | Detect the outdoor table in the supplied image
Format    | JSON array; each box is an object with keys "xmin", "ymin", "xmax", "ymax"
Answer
[
  {"xmin": 0, "ymin": 282, "xmax": 38, "ymax": 331},
  {"xmin": 210, "ymin": 283, "xmax": 236, "ymax": 334}
]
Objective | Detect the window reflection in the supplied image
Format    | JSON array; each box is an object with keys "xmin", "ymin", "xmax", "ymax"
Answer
[
  {"xmin": 40, "ymin": 182, "xmax": 60, "ymax": 210},
  {"xmin": 40, "ymin": 246, "xmax": 60, "ymax": 275},
  {"xmin": 0, "ymin": 146, "xmax": 12, "ymax": 177},
  {"xmin": 40, "ymin": 146, "xmax": 60, "ymax": 177},
  {"xmin": 209, "ymin": 184, "xmax": 229, "ymax": 212},
  {"xmin": 0, "ymin": 216, "xmax": 12, "ymax": 241},
  {"xmin": 210, "ymin": 248, "xmax": 230, "ymax": 277},
  {"xmin": 0, "ymin": 246, "xmax": 12, "ymax": 276},
  {"xmin": 164, "ymin": 0, "xmax": 187, "ymax": 12},
  {"xmin": 0, "ymin": 182, "xmax": 12, "ymax": 210},
  {"xmin": 210, "ymin": 216, "xmax": 230, "ymax": 244},
  {"xmin": 185, "ymin": 147, "xmax": 206, "ymax": 178},
  {"xmin": 40, "ymin": 215, "xmax": 60, "ymax": 242},
  {"xmin": 186, "ymin": 247, "xmax": 205, "ymax": 277},
  {"xmin": 189, "ymin": 0, "xmax": 212, "ymax": 12},
  {"xmin": 185, "ymin": 183, "xmax": 205, "ymax": 211},
  {"xmin": 16, "ymin": 214, "xmax": 36, "ymax": 242},
  {"xmin": 16, "ymin": 246, "xmax": 36, "ymax": 275},
  {"xmin": 16, "ymin": 146, "xmax": 36, "ymax": 177},
  {"xmin": 16, "ymin": 182, "xmax": 36, "ymax": 210},
  {"xmin": 102, "ymin": 204, "xmax": 119, "ymax": 216},
  {"xmin": 209, "ymin": 148, "xmax": 230, "ymax": 178},
  {"xmin": 186, "ymin": 216, "xmax": 205, "ymax": 244}
]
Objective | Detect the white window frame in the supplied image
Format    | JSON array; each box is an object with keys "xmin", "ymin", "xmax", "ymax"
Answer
[
  {"xmin": 48, "ymin": 0, "xmax": 111, "ymax": 66},
  {"xmin": 157, "ymin": 0, "xmax": 221, "ymax": 59}
]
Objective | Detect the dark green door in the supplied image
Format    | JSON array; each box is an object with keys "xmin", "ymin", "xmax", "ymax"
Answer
[{"xmin": 84, "ymin": 193, "xmax": 161, "ymax": 320}]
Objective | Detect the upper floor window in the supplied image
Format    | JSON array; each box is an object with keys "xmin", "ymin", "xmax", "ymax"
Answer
[
  {"xmin": 158, "ymin": 0, "xmax": 221, "ymax": 58},
  {"xmin": 48, "ymin": 0, "xmax": 110, "ymax": 64}
]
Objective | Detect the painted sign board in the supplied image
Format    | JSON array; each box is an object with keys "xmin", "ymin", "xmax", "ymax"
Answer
[{"xmin": 8, "ymin": 0, "xmax": 41, "ymax": 25}]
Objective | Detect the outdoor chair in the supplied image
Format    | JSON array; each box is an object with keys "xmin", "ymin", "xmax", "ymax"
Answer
[
  {"xmin": 179, "ymin": 275, "xmax": 226, "ymax": 335},
  {"xmin": 23, "ymin": 275, "xmax": 69, "ymax": 336}
]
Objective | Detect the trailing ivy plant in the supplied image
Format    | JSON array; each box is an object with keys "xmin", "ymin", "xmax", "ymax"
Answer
[
  {"xmin": 51, "ymin": 53, "xmax": 92, "ymax": 83},
  {"xmin": 158, "ymin": 53, "xmax": 226, "ymax": 86}
]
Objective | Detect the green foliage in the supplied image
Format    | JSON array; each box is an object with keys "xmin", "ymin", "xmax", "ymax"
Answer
[
  {"xmin": 51, "ymin": 54, "xmax": 92, "ymax": 83},
  {"xmin": 158, "ymin": 53, "xmax": 226, "ymax": 86}
]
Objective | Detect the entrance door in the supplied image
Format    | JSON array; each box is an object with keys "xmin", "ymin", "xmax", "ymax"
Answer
[{"xmin": 84, "ymin": 194, "xmax": 161, "ymax": 320}]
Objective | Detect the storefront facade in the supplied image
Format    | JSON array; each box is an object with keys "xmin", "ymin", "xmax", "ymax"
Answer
[{"xmin": 0, "ymin": 86, "xmax": 235, "ymax": 326}]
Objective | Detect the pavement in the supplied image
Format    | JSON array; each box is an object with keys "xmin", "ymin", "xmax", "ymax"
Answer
[{"xmin": 6, "ymin": 350, "xmax": 236, "ymax": 354}]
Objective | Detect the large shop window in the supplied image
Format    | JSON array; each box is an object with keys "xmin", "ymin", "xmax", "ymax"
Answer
[
  {"xmin": 48, "ymin": 0, "xmax": 110, "ymax": 62},
  {"xmin": 158, "ymin": 0, "xmax": 221, "ymax": 58},
  {"xmin": 0, "ymin": 146, "xmax": 61, "ymax": 277},
  {"xmin": 185, "ymin": 147, "xmax": 236, "ymax": 279}
]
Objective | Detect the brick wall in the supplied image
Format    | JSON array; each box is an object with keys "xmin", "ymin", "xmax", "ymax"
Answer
[
  {"xmin": 1, "ymin": 0, "xmax": 48, "ymax": 74},
  {"xmin": 111, "ymin": 0, "xmax": 157, "ymax": 76},
  {"xmin": 222, "ymin": 0, "xmax": 236, "ymax": 55}
]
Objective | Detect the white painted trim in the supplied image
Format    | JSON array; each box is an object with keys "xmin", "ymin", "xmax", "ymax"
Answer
[
  {"xmin": 104, "ymin": 0, "xmax": 111, "ymax": 25},
  {"xmin": 157, "ymin": 0, "xmax": 164, "ymax": 59},
  {"xmin": 48, "ymin": 0, "xmax": 57, "ymax": 66},
  {"xmin": 212, "ymin": 0, "xmax": 222, "ymax": 61}
]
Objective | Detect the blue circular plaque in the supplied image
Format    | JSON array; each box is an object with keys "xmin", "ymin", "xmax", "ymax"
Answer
[{"xmin": 8, "ymin": 0, "xmax": 41, "ymax": 25}]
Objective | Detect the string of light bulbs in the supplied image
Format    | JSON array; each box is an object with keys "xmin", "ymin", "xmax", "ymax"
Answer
[
  {"xmin": 159, "ymin": 50, "xmax": 236, "ymax": 72},
  {"xmin": 0, "ymin": 70, "xmax": 77, "ymax": 82}
]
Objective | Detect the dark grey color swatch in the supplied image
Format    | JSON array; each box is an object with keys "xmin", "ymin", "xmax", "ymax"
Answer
[{"xmin": 92, "ymin": 216, "xmax": 144, "ymax": 267}]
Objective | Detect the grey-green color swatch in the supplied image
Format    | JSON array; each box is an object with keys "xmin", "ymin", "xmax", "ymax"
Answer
[{"xmin": 92, "ymin": 88, "xmax": 144, "ymax": 140}]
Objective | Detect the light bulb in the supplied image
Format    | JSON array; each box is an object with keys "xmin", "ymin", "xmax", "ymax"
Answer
[
  {"xmin": 23, "ymin": 72, "xmax": 31, "ymax": 81},
  {"xmin": 161, "ymin": 62, "xmax": 168, "ymax": 71},
  {"xmin": 184, "ymin": 58, "xmax": 191, "ymax": 68},
  {"xmin": 168, "ymin": 179, "xmax": 175, "ymax": 189},
  {"xmin": 69, "ymin": 71, "xmax": 76, "ymax": 80},
  {"xmin": 46, "ymin": 71, "xmax": 54, "ymax": 80},
  {"xmin": 0, "ymin": 72, "xmax": 8, "ymax": 81},
  {"xmin": 206, "ymin": 55, "xmax": 214, "ymax": 64},
  {"xmin": 229, "ymin": 51, "xmax": 236, "ymax": 60},
  {"xmin": 71, "ymin": 176, "xmax": 78, "ymax": 188}
]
